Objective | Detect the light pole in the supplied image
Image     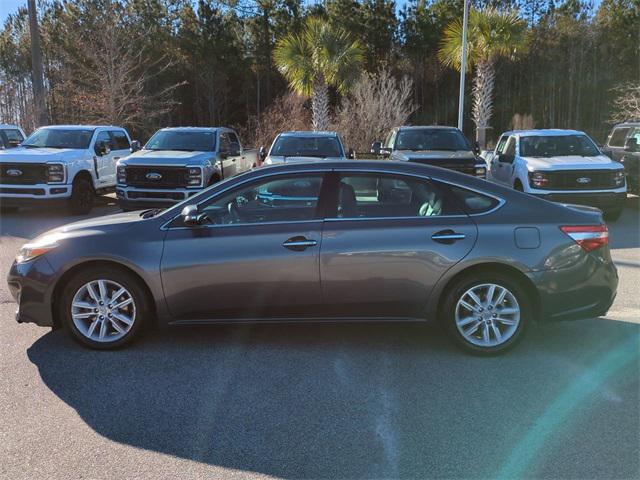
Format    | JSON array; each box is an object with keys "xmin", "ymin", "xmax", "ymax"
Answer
[
  {"xmin": 457, "ymin": 0, "xmax": 469, "ymax": 131},
  {"xmin": 27, "ymin": 0, "xmax": 47, "ymax": 126}
]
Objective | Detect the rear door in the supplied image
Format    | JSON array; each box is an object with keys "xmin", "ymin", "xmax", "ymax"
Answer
[
  {"xmin": 495, "ymin": 136, "xmax": 516, "ymax": 185},
  {"xmin": 319, "ymin": 171, "xmax": 477, "ymax": 319}
]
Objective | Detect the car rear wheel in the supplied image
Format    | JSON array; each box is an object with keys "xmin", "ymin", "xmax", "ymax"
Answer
[
  {"xmin": 69, "ymin": 177, "xmax": 95, "ymax": 215},
  {"xmin": 60, "ymin": 267, "xmax": 149, "ymax": 349},
  {"xmin": 443, "ymin": 272, "xmax": 530, "ymax": 355}
]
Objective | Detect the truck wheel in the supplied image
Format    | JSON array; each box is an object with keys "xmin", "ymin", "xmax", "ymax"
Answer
[
  {"xmin": 604, "ymin": 208, "xmax": 622, "ymax": 222},
  {"xmin": 69, "ymin": 177, "xmax": 95, "ymax": 215}
]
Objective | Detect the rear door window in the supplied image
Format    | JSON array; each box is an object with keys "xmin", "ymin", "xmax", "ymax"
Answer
[{"xmin": 448, "ymin": 185, "xmax": 500, "ymax": 214}]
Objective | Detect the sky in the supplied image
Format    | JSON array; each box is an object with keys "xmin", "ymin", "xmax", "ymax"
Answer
[{"xmin": 0, "ymin": 0, "xmax": 26, "ymax": 23}]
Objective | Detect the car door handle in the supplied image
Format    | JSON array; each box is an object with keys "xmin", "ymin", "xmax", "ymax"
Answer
[
  {"xmin": 283, "ymin": 236, "xmax": 318, "ymax": 251},
  {"xmin": 432, "ymin": 230, "xmax": 466, "ymax": 243}
]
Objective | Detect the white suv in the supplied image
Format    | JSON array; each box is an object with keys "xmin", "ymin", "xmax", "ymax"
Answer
[
  {"xmin": 485, "ymin": 129, "xmax": 626, "ymax": 220},
  {"xmin": 0, "ymin": 125, "xmax": 134, "ymax": 214}
]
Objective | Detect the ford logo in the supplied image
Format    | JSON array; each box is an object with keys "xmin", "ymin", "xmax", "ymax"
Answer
[
  {"xmin": 6, "ymin": 168, "xmax": 22, "ymax": 177},
  {"xmin": 146, "ymin": 172, "xmax": 162, "ymax": 180},
  {"xmin": 576, "ymin": 177, "xmax": 591, "ymax": 184}
]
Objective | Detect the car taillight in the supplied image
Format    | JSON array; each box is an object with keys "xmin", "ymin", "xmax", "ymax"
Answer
[{"xmin": 560, "ymin": 225, "xmax": 609, "ymax": 252}]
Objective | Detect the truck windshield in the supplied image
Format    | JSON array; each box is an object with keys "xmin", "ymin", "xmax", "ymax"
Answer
[
  {"xmin": 22, "ymin": 128, "xmax": 94, "ymax": 149},
  {"xmin": 271, "ymin": 136, "xmax": 343, "ymax": 158},
  {"xmin": 520, "ymin": 135, "xmax": 600, "ymax": 157},
  {"xmin": 395, "ymin": 129, "xmax": 470, "ymax": 151},
  {"xmin": 145, "ymin": 130, "xmax": 216, "ymax": 152}
]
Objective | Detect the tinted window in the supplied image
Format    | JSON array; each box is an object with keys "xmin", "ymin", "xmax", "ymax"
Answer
[
  {"xmin": 227, "ymin": 132, "xmax": 240, "ymax": 146},
  {"xmin": 219, "ymin": 133, "xmax": 230, "ymax": 152},
  {"xmin": 95, "ymin": 131, "xmax": 111, "ymax": 150},
  {"xmin": 336, "ymin": 173, "xmax": 461, "ymax": 218},
  {"xmin": 145, "ymin": 130, "xmax": 216, "ymax": 152},
  {"xmin": 22, "ymin": 128, "xmax": 93, "ymax": 149},
  {"xmin": 271, "ymin": 136, "xmax": 343, "ymax": 158},
  {"xmin": 630, "ymin": 128, "xmax": 640, "ymax": 144},
  {"xmin": 199, "ymin": 174, "xmax": 324, "ymax": 225},
  {"xmin": 504, "ymin": 137, "xmax": 516, "ymax": 156},
  {"xmin": 608, "ymin": 127, "xmax": 631, "ymax": 147},
  {"xmin": 394, "ymin": 129, "xmax": 469, "ymax": 151},
  {"xmin": 495, "ymin": 136, "xmax": 508, "ymax": 154},
  {"xmin": 2, "ymin": 129, "xmax": 23, "ymax": 148},
  {"xmin": 448, "ymin": 185, "xmax": 500, "ymax": 214},
  {"xmin": 520, "ymin": 135, "xmax": 599, "ymax": 157},
  {"xmin": 110, "ymin": 130, "xmax": 130, "ymax": 150}
]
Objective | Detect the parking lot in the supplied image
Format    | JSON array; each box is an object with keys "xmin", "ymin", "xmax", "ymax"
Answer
[{"xmin": 0, "ymin": 197, "xmax": 638, "ymax": 480}]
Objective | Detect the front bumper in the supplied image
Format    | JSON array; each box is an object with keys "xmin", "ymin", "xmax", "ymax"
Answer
[
  {"xmin": 0, "ymin": 183, "xmax": 71, "ymax": 206},
  {"xmin": 7, "ymin": 256, "xmax": 57, "ymax": 327},
  {"xmin": 529, "ymin": 191, "xmax": 627, "ymax": 211},
  {"xmin": 116, "ymin": 186, "xmax": 201, "ymax": 209}
]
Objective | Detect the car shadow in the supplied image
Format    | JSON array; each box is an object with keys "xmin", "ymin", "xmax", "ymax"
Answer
[
  {"xmin": 0, "ymin": 195, "xmax": 121, "ymax": 239},
  {"xmin": 28, "ymin": 319, "xmax": 639, "ymax": 479}
]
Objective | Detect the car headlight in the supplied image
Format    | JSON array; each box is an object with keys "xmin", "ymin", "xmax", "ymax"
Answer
[
  {"xmin": 16, "ymin": 237, "xmax": 59, "ymax": 263},
  {"xmin": 613, "ymin": 170, "xmax": 625, "ymax": 187},
  {"xmin": 117, "ymin": 165, "xmax": 126, "ymax": 185},
  {"xmin": 528, "ymin": 171, "xmax": 550, "ymax": 188},
  {"xmin": 187, "ymin": 167, "xmax": 202, "ymax": 187},
  {"xmin": 46, "ymin": 163, "xmax": 65, "ymax": 184}
]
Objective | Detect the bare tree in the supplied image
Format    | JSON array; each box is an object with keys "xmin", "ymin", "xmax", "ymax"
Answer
[
  {"xmin": 333, "ymin": 69, "xmax": 416, "ymax": 153},
  {"xmin": 610, "ymin": 83, "xmax": 640, "ymax": 123}
]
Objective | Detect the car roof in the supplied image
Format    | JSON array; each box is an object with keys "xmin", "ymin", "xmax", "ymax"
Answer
[
  {"xmin": 36, "ymin": 125, "xmax": 125, "ymax": 130},
  {"xmin": 613, "ymin": 122, "xmax": 640, "ymax": 127},
  {"xmin": 397, "ymin": 125, "xmax": 461, "ymax": 131},
  {"xmin": 501, "ymin": 129, "xmax": 586, "ymax": 138},
  {"xmin": 278, "ymin": 131, "xmax": 338, "ymax": 137},
  {"xmin": 160, "ymin": 127, "xmax": 219, "ymax": 132}
]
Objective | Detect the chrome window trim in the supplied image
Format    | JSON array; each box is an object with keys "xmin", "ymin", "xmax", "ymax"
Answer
[
  {"xmin": 161, "ymin": 166, "xmax": 506, "ymax": 230},
  {"xmin": 162, "ymin": 218, "xmax": 323, "ymax": 231}
]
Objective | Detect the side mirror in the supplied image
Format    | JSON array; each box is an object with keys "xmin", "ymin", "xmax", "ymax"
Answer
[
  {"xmin": 259, "ymin": 146, "xmax": 267, "ymax": 161},
  {"xmin": 181, "ymin": 205, "xmax": 208, "ymax": 227},
  {"xmin": 473, "ymin": 141, "xmax": 481, "ymax": 155},
  {"xmin": 370, "ymin": 141, "xmax": 382, "ymax": 155},
  {"xmin": 347, "ymin": 148, "xmax": 355, "ymax": 159},
  {"xmin": 624, "ymin": 137, "xmax": 639, "ymax": 152},
  {"xmin": 130, "ymin": 140, "xmax": 141, "ymax": 152},
  {"xmin": 229, "ymin": 142, "xmax": 240, "ymax": 156},
  {"xmin": 95, "ymin": 140, "xmax": 110, "ymax": 156},
  {"xmin": 499, "ymin": 154, "xmax": 515, "ymax": 164}
]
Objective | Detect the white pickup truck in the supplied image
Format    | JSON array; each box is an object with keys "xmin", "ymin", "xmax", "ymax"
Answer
[
  {"xmin": 0, "ymin": 125, "xmax": 134, "ymax": 214},
  {"xmin": 485, "ymin": 129, "xmax": 626, "ymax": 220},
  {"xmin": 263, "ymin": 131, "xmax": 353, "ymax": 164}
]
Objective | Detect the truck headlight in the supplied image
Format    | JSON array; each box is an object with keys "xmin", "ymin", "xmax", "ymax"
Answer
[
  {"xmin": 187, "ymin": 167, "xmax": 202, "ymax": 187},
  {"xmin": 16, "ymin": 237, "xmax": 59, "ymax": 263},
  {"xmin": 474, "ymin": 164, "xmax": 487, "ymax": 178},
  {"xmin": 613, "ymin": 170, "xmax": 625, "ymax": 187},
  {"xmin": 529, "ymin": 171, "xmax": 550, "ymax": 188},
  {"xmin": 117, "ymin": 165, "xmax": 126, "ymax": 185},
  {"xmin": 46, "ymin": 163, "xmax": 65, "ymax": 184}
]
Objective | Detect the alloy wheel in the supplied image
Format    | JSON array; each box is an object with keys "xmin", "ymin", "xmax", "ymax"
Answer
[
  {"xmin": 454, "ymin": 283, "xmax": 520, "ymax": 348},
  {"xmin": 71, "ymin": 279, "xmax": 136, "ymax": 343}
]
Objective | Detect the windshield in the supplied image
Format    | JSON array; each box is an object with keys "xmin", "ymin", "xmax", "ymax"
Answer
[
  {"xmin": 520, "ymin": 135, "xmax": 600, "ymax": 157},
  {"xmin": 22, "ymin": 128, "xmax": 94, "ymax": 149},
  {"xmin": 271, "ymin": 135, "xmax": 343, "ymax": 158},
  {"xmin": 395, "ymin": 129, "xmax": 470, "ymax": 151},
  {"xmin": 145, "ymin": 130, "xmax": 216, "ymax": 152}
]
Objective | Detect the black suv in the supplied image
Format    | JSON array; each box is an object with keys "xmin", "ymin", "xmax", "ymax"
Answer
[{"xmin": 603, "ymin": 122, "xmax": 640, "ymax": 194}]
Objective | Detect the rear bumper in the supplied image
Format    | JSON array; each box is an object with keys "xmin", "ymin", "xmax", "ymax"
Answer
[{"xmin": 530, "ymin": 191, "xmax": 626, "ymax": 211}]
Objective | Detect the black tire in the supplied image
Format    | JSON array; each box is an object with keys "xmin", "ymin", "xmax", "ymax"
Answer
[
  {"xmin": 69, "ymin": 177, "xmax": 95, "ymax": 215},
  {"xmin": 59, "ymin": 266, "xmax": 150, "ymax": 349},
  {"xmin": 604, "ymin": 208, "xmax": 623, "ymax": 222},
  {"xmin": 441, "ymin": 272, "xmax": 531, "ymax": 355}
]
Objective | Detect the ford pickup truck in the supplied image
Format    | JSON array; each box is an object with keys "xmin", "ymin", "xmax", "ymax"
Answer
[
  {"xmin": 262, "ymin": 131, "xmax": 353, "ymax": 164},
  {"xmin": 0, "ymin": 124, "xmax": 26, "ymax": 149},
  {"xmin": 602, "ymin": 122, "xmax": 640, "ymax": 194},
  {"xmin": 370, "ymin": 126, "xmax": 487, "ymax": 178},
  {"xmin": 485, "ymin": 129, "xmax": 626, "ymax": 220},
  {"xmin": 116, "ymin": 127, "xmax": 258, "ymax": 210},
  {"xmin": 0, "ymin": 125, "xmax": 134, "ymax": 214}
]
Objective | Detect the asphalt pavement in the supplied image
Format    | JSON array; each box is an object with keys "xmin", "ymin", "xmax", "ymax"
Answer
[{"xmin": 0, "ymin": 196, "xmax": 638, "ymax": 480}]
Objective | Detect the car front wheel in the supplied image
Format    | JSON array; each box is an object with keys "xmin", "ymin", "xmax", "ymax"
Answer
[
  {"xmin": 60, "ymin": 267, "xmax": 149, "ymax": 349},
  {"xmin": 443, "ymin": 272, "xmax": 530, "ymax": 355}
]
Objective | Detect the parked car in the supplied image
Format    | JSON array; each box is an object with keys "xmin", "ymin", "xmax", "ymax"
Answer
[
  {"xmin": 485, "ymin": 129, "xmax": 626, "ymax": 221},
  {"xmin": 370, "ymin": 126, "xmax": 487, "ymax": 178},
  {"xmin": 602, "ymin": 122, "xmax": 640, "ymax": 194},
  {"xmin": 0, "ymin": 124, "xmax": 26, "ymax": 149},
  {"xmin": 262, "ymin": 131, "xmax": 353, "ymax": 165},
  {"xmin": 0, "ymin": 125, "xmax": 134, "ymax": 214},
  {"xmin": 116, "ymin": 127, "xmax": 257, "ymax": 210},
  {"xmin": 8, "ymin": 160, "xmax": 617, "ymax": 355}
]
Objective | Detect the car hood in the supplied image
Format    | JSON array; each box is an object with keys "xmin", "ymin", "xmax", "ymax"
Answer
[
  {"xmin": 396, "ymin": 150, "xmax": 476, "ymax": 161},
  {"xmin": 524, "ymin": 155, "xmax": 622, "ymax": 170},
  {"xmin": 120, "ymin": 149, "xmax": 214, "ymax": 167},
  {"xmin": 268, "ymin": 155, "xmax": 345, "ymax": 163},
  {"xmin": 0, "ymin": 147, "xmax": 85, "ymax": 163}
]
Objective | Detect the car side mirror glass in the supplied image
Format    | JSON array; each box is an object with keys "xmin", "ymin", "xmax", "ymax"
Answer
[
  {"xmin": 181, "ymin": 205, "xmax": 208, "ymax": 226},
  {"xmin": 371, "ymin": 141, "xmax": 382, "ymax": 155},
  {"xmin": 130, "ymin": 140, "xmax": 141, "ymax": 152}
]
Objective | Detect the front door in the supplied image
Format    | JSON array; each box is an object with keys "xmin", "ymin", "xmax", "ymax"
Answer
[
  {"xmin": 319, "ymin": 172, "xmax": 477, "ymax": 319},
  {"xmin": 161, "ymin": 172, "xmax": 327, "ymax": 321},
  {"xmin": 218, "ymin": 132, "xmax": 238, "ymax": 179},
  {"xmin": 93, "ymin": 130, "xmax": 117, "ymax": 186}
]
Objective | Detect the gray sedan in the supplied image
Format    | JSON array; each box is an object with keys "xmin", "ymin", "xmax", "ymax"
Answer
[{"xmin": 7, "ymin": 161, "xmax": 618, "ymax": 354}]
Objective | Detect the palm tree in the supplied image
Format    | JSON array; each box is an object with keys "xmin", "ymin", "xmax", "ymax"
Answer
[
  {"xmin": 439, "ymin": 8, "xmax": 528, "ymax": 148},
  {"xmin": 274, "ymin": 17, "xmax": 364, "ymax": 131}
]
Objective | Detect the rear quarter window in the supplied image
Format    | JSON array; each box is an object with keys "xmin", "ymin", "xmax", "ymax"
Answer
[{"xmin": 448, "ymin": 185, "xmax": 500, "ymax": 214}]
